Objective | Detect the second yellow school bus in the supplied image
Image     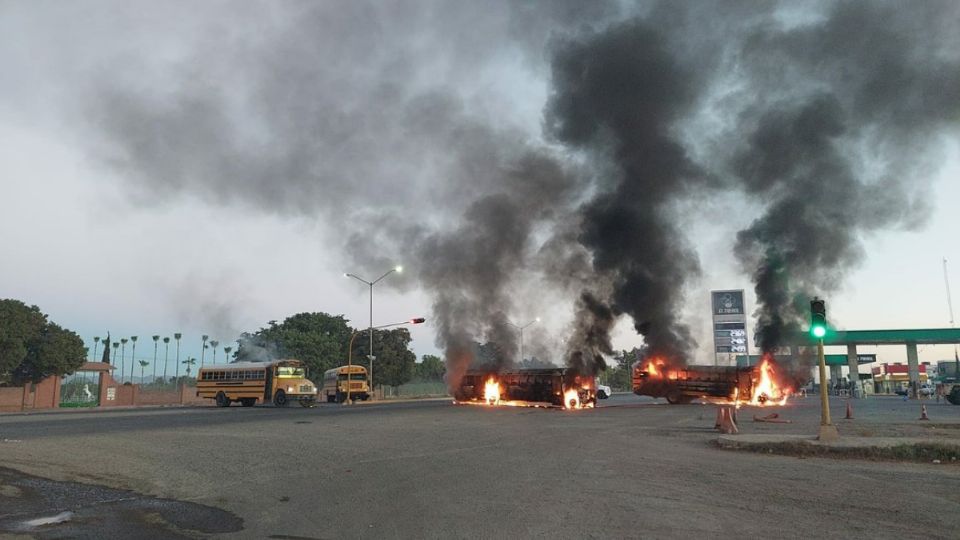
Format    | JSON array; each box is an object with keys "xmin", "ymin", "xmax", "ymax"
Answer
[
  {"xmin": 322, "ymin": 365, "xmax": 370, "ymax": 403},
  {"xmin": 197, "ymin": 359, "xmax": 317, "ymax": 407}
]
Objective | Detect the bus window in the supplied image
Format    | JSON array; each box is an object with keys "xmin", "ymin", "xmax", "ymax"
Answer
[
  {"xmin": 338, "ymin": 373, "xmax": 368, "ymax": 381},
  {"xmin": 276, "ymin": 366, "xmax": 305, "ymax": 378}
]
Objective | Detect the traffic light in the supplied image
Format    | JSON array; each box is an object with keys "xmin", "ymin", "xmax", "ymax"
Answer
[
  {"xmin": 409, "ymin": 317, "xmax": 426, "ymax": 324},
  {"xmin": 810, "ymin": 298, "xmax": 827, "ymax": 338}
]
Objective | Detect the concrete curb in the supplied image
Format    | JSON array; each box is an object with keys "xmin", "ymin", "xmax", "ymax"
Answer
[{"xmin": 718, "ymin": 433, "xmax": 960, "ymax": 450}]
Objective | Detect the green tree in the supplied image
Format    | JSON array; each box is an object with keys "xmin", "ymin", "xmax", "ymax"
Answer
[
  {"xmin": 0, "ymin": 299, "xmax": 86, "ymax": 386},
  {"xmin": 415, "ymin": 354, "xmax": 445, "ymax": 381},
  {"xmin": 181, "ymin": 357, "xmax": 197, "ymax": 376},
  {"xmin": 353, "ymin": 328, "xmax": 416, "ymax": 391},
  {"xmin": 603, "ymin": 348, "xmax": 640, "ymax": 391},
  {"xmin": 236, "ymin": 312, "xmax": 353, "ymax": 377}
]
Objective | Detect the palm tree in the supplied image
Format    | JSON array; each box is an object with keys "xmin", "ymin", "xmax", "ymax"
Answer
[
  {"xmin": 174, "ymin": 332, "xmax": 182, "ymax": 380},
  {"xmin": 120, "ymin": 338, "xmax": 129, "ymax": 383},
  {"xmin": 182, "ymin": 357, "xmax": 197, "ymax": 377},
  {"xmin": 152, "ymin": 335, "xmax": 160, "ymax": 383},
  {"xmin": 200, "ymin": 335, "xmax": 209, "ymax": 369},
  {"xmin": 138, "ymin": 360, "xmax": 149, "ymax": 383},
  {"xmin": 163, "ymin": 337, "xmax": 171, "ymax": 384},
  {"xmin": 130, "ymin": 336, "xmax": 143, "ymax": 384},
  {"xmin": 210, "ymin": 340, "xmax": 220, "ymax": 363},
  {"xmin": 223, "ymin": 346, "xmax": 233, "ymax": 360},
  {"xmin": 92, "ymin": 336, "xmax": 100, "ymax": 362}
]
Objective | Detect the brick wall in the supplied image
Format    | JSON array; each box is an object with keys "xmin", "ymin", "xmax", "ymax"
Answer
[{"xmin": 0, "ymin": 387, "xmax": 25, "ymax": 413}]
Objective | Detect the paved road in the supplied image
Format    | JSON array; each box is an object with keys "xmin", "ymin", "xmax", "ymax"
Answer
[{"xmin": 1, "ymin": 395, "xmax": 959, "ymax": 538}]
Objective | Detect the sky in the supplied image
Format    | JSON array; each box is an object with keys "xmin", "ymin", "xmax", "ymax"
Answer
[{"xmin": 1, "ymin": 1, "xmax": 958, "ymax": 375}]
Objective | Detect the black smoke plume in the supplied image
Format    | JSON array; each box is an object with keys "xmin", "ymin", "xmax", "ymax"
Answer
[
  {"xmin": 545, "ymin": 16, "xmax": 708, "ymax": 367},
  {"xmin": 730, "ymin": 1, "xmax": 960, "ymax": 353},
  {"xmin": 65, "ymin": 1, "xmax": 960, "ymax": 387}
]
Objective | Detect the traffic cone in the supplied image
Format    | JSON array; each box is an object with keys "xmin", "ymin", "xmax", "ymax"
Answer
[
  {"xmin": 844, "ymin": 401, "xmax": 853, "ymax": 420},
  {"xmin": 719, "ymin": 406, "xmax": 739, "ymax": 434},
  {"xmin": 919, "ymin": 404, "xmax": 930, "ymax": 421}
]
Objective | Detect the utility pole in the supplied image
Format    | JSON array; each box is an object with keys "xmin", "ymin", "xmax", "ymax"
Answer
[{"xmin": 945, "ymin": 258, "xmax": 958, "ymax": 380}]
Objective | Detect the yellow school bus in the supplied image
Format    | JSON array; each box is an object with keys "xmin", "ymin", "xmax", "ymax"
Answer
[
  {"xmin": 197, "ymin": 359, "xmax": 317, "ymax": 407},
  {"xmin": 322, "ymin": 365, "xmax": 370, "ymax": 403}
]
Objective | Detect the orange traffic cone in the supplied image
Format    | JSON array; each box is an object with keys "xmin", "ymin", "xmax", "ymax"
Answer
[
  {"xmin": 719, "ymin": 406, "xmax": 739, "ymax": 434},
  {"xmin": 919, "ymin": 404, "xmax": 930, "ymax": 421},
  {"xmin": 844, "ymin": 401, "xmax": 853, "ymax": 420}
]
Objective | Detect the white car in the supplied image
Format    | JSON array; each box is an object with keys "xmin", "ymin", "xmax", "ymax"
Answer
[
  {"xmin": 596, "ymin": 383, "xmax": 612, "ymax": 399},
  {"xmin": 920, "ymin": 384, "xmax": 935, "ymax": 397}
]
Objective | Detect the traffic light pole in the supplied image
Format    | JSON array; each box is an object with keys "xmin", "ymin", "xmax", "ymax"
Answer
[{"xmin": 817, "ymin": 337, "xmax": 839, "ymax": 441}]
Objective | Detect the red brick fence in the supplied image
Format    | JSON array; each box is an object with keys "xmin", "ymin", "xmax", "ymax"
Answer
[{"xmin": 0, "ymin": 362, "xmax": 206, "ymax": 413}]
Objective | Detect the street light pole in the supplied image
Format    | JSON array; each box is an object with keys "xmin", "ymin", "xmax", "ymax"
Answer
[
  {"xmin": 346, "ymin": 265, "xmax": 402, "ymax": 399},
  {"xmin": 507, "ymin": 318, "xmax": 540, "ymax": 364},
  {"xmin": 345, "ymin": 317, "xmax": 425, "ymax": 405}
]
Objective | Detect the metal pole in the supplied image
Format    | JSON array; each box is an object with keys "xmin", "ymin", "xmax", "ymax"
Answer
[
  {"xmin": 346, "ymin": 331, "xmax": 359, "ymax": 404},
  {"xmin": 369, "ymin": 282, "xmax": 374, "ymax": 399},
  {"xmin": 519, "ymin": 327, "xmax": 524, "ymax": 365},
  {"xmin": 817, "ymin": 337, "xmax": 838, "ymax": 440},
  {"xmin": 945, "ymin": 258, "xmax": 959, "ymax": 377}
]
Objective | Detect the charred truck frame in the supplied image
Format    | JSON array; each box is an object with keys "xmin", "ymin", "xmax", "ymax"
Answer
[
  {"xmin": 632, "ymin": 363, "xmax": 757, "ymax": 404},
  {"xmin": 455, "ymin": 368, "xmax": 597, "ymax": 408}
]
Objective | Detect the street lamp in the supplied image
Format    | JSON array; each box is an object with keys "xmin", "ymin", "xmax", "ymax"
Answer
[
  {"xmin": 507, "ymin": 317, "xmax": 540, "ymax": 365},
  {"xmin": 345, "ymin": 317, "xmax": 425, "ymax": 404},
  {"xmin": 345, "ymin": 265, "xmax": 402, "ymax": 399}
]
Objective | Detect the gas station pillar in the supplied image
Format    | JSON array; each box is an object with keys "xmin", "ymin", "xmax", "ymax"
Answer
[
  {"xmin": 846, "ymin": 344, "xmax": 860, "ymax": 398},
  {"xmin": 906, "ymin": 342, "xmax": 920, "ymax": 399}
]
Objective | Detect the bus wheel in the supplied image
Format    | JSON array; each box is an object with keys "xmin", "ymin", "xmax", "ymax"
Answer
[
  {"xmin": 665, "ymin": 391, "xmax": 683, "ymax": 405},
  {"xmin": 274, "ymin": 390, "xmax": 288, "ymax": 407},
  {"xmin": 215, "ymin": 392, "xmax": 230, "ymax": 407},
  {"xmin": 240, "ymin": 398, "xmax": 256, "ymax": 407}
]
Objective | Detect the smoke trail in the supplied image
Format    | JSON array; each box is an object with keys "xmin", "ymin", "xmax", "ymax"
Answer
[
  {"xmin": 66, "ymin": 0, "xmax": 960, "ymax": 386},
  {"xmin": 544, "ymin": 16, "xmax": 709, "ymax": 367},
  {"xmin": 729, "ymin": 1, "xmax": 960, "ymax": 352}
]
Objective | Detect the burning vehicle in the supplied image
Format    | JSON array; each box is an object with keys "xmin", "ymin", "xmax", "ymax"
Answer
[
  {"xmin": 632, "ymin": 356, "xmax": 792, "ymax": 406},
  {"xmin": 454, "ymin": 368, "xmax": 597, "ymax": 409}
]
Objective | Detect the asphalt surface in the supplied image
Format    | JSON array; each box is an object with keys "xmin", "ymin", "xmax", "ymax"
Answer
[{"xmin": 1, "ymin": 395, "xmax": 959, "ymax": 539}]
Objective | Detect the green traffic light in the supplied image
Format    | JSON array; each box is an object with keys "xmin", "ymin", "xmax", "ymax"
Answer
[{"xmin": 812, "ymin": 325, "xmax": 826, "ymax": 338}]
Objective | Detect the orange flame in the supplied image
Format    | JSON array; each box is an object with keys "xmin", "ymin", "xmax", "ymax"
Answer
[
  {"xmin": 563, "ymin": 388, "xmax": 581, "ymax": 409},
  {"xmin": 484, "ymin": 377, "xmax": 501, "ymax": 405},
  {"xmin": 746, "ymin": 357, "xmax": 791, "ymax": 406},
  {"xmin": 646, "ymin": 362, "xmax": 658, "ymax": 376}
]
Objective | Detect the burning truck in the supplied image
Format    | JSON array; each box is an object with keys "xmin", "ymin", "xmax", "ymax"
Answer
[
  {"xmin": 454, "ymin": 368, "xmax": 597, "ymax": 409},
  {"xmin": 632, "ymin": 356, "xmax": 792, "ymax": 406}
]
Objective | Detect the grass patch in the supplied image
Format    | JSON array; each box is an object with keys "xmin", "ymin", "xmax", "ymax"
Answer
[
  {"xmin": 721, "ymin": 440, "xmax": 960, "ymax": 463},
  {"xmin": 383, "ymin": 381, "xmax": 449, "ymax": 399}
]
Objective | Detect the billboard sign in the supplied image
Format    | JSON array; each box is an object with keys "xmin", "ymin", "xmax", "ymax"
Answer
[
  {"xmin": 712, "ymin": 290, "xmax": 745, "ymax": 316},
  {"xmin": 711, "ymin": 290, "xmax": 749, "ymax": 357}
]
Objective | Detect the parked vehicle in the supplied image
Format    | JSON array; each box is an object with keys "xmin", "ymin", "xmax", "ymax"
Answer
[
  {"xmin": 197, "ymin": 359, "xmax": 317, "ymax": 407},
  {"xmin": 322, "ymin": 365, "xmax": 370, "ymax": 403},
  {"xmin": 596, "ymin": 383, "xmax": 612, "ymax": 399}
]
